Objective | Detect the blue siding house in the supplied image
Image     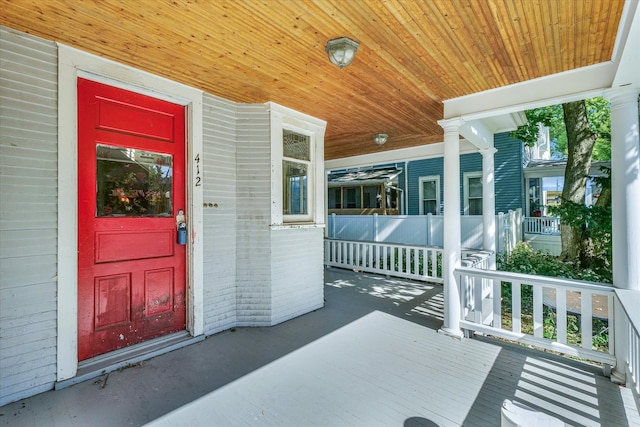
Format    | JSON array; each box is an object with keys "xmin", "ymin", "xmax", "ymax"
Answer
[
  {"xmin": 402, "ymin": 132, "xmax": 524, "ymax": 216},
  {"xmin": 328, "ymin": 132, "xmax": 525, "ymax": 217}
]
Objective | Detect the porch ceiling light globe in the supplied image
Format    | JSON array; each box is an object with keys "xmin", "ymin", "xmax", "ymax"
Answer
[
  {"xmin": 325, "ymin": 37, "xmax": 360, "ymax": 69},
  {"xmin": 373, "ymin": 133, "xmax": 388, "ymax": 146}
]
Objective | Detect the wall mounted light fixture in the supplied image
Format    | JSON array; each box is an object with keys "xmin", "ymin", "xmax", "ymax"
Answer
[{"xmin": 325, "ymin": 37, "xmax": 360, "ymax": 69}]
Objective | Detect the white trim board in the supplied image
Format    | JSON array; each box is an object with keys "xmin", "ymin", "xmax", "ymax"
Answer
[{"xmin": 57, "ymin": 44, "xmax": 204, "ymax": 382}]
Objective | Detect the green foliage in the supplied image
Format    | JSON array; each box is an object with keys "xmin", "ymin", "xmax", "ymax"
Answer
[
  {"xmin": 585, "ymin": 97, "xmax": 611, "ymax": 161},
  {"xmin": 498, "ymin": 241, "xmax": 610, "ymax": 283},
  {"xmin": 512, "ymin": 97, "xmax": 610, "ymax": 160},
  {"xmin": 512, "ymin": 105, "xmax": 565, "ymax": 148},
  {"xmin": 548, "ymin": 201, "xmax": 612, "ymax": 282}
]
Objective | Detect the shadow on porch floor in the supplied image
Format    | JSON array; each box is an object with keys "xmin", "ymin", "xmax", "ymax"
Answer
[{"xmin": 1, "ymin": 268, "xmax": 638, "ymax": 426}]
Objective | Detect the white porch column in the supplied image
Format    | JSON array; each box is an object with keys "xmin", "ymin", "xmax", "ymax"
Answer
[
  {"xmin": 439, "ymin": 118, "xmax": 464, "ymax": 338},
  {"xmin": 481, "ymin": 147, "xmax": 497, "ymax": 270},
  {"xmin": 609, "ymin": 88, "xmax": 640, "ymax": 291},
  {"xmin": 607, "ymin": 87, "xmax": 640, "ymax": 385}
]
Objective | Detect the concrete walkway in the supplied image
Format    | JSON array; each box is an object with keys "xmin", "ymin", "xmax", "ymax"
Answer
[{"xmin": 1, "ymin": 268, "xmax": 638, "ymax": 426}]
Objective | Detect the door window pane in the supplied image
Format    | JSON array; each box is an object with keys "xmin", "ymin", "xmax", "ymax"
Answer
[{"xmin": 96, "ymin": 144, "xmax": 173, "ymax": 217}]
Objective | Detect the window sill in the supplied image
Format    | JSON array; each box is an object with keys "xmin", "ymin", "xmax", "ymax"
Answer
[{"xmin": 270, "ymin": 223, "xmax": 326, "ymax": 230}]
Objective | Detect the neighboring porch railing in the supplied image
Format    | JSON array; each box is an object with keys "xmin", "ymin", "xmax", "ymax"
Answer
[
  {"xmin": 324, "ymin": 239, "xmax": 444, "ymax": 283},
  {"xmin": 524, "ymin": 216, "xmax": 561, "ymax": 235},
  {"xmin": 327, "ymin": 210, "xmax": 522, "ymax": 255},
  {"xmin": 455, "ymin": 267, "xmax": 617, "ymax": 367},
  {"xmin": 324, "ymin": 239, "xmax": 491, "ymax": 285}
]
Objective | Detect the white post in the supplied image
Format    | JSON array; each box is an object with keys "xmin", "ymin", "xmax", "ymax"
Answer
[
  {"xmin": 481, "ymin": 147, "xmax": 497, "ymax": 269},
  {"xmin": 438, "ymin": 118, "xmax": 464, "ymax": 338},
  {"xmin": 608, "ymin": 88, "xmax": 640, "ymax": 384},
  {"xmin": 426, "ymin": 213, "xmax": 432, "ymax": 246},
  {"xmin": 609, "ymin": 88, "xmax": 640, "ymax": 291}
]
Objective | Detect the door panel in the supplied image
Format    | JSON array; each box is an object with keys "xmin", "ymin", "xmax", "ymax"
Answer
[{"xmin": 77, "ymin": 78, "xmax": 186, "ymax": 361}]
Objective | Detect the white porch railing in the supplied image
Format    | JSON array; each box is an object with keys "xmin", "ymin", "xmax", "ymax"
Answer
[
  {"xmin": 324, "ymin": 239, "xmax": 444, "ymax": 283},
  {"xmin": 524, "ymin": 216, "xmax": 561, "ymax": 235},
  {"xmin": 456, "ymin": 267, "xmax": 617, "ymax": 367},
  {"xmin": 324, "ymin": 239, "xmax": 492, "ymax": 285},
  {"xmin": 615, "ymin": 289, "xmax": 640, "ymax": 399}
]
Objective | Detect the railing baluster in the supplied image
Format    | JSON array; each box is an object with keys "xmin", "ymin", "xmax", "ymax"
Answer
[
  {"xmin": 405, "ymin": 248, "xmax": 410, "ymax": 273},
  {"xmin": 512, "ymin": 282, "xmax": 521, "ymax": 333},
  {"xmin": 608, "ymin": 294, "xmax": 615, "ymax": 356},
  {"xmin": 474, "ymin": 274, "xmax": 483, "ymax": 324},
  {"xmin": 581, "ymin": 291, "xmax": 593, "ymax": 350},
  {"xmin": 533, "ymin": 285, "xmax": 543, "ymax": 338},
  {"xmin": 493, "ymin": 280, "xmax": 501, "ymax": 328},
  {"xmin": 632, "ymin": 328, "xmax": 639, "ymax": 395},
  {"xmin": 557, "ymin": 288, "xmax": 567, "ymax": 344},
  {"xmin": 431, "ymin": 250, "xmax": 437, "ymax": 279},
  {"xmin": 382, "ymin": 245, "xmax": 387, "ymax": 271}
]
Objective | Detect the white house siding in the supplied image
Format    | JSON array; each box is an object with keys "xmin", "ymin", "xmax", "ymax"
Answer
[
  {"xmin": 235, "ymin": 104, "xmax": 272, "ymax": 326},
  {"xmin": 202, "ymin": 94, "xmax": 238, "ymax": 334},
  {"xmin": 0, "ymin": 26, "xmax": 327, "ymax": 405},
  {"xmin": 0, "ymin": 28, "xmax": 59, "ymax": 405},
  {"xmin": 270, "ymin": 227, "xmax": 324, "ymax": 325}
]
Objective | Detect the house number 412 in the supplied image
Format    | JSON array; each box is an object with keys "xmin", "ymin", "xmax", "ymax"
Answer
[{"xmin": 194, "ymin": 153, "xmax": 202, "ymax": 186}]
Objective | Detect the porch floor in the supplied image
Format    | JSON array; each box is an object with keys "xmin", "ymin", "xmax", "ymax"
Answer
[{"xmin": 1, "ymin": 268, "xmax": 638, "ymax": 426}]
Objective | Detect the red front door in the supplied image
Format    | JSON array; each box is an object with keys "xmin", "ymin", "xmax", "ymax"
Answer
[{"xmin": 77, "ymin": 78, "xmax": 186, "ymax": 361}]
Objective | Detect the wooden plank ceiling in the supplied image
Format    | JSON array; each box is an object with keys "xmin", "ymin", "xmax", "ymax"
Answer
[{"xmin": 0, "ymin": 0, "xmax": 625, "ymax": 160}]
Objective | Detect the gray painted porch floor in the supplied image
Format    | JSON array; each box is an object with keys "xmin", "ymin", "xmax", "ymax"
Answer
[{"xmin": 1, "ymin": 268, "xmax": 638, "ymax": 426}]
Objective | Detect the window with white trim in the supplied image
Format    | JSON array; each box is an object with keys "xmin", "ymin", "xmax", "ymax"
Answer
[
  {"xmin": 282, "ymin": 129, "xmax": 311, "ymax": 219},
  {"xmin": 464, "ymin": 172, "xmax": 483, "ymax": 215},
  {"xmin": 418, "ymin": 175, "xmax": 440, "ymax": 215},
  {"xmin": 269, "ymin": 102, "xmax": 326, "ymax": 226}
]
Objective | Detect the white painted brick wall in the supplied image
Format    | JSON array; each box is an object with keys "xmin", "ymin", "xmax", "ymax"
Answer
[
  {"xmin": 202, "ymin": 94, "xmax": 239, "ymax": 333},
  {"xmin": 270, "ymin": 227, "xmax": 325, "ymax": 325},
  {"xmin": 235, "ymin": 104, "xmax": 272, "ymax": 326}
]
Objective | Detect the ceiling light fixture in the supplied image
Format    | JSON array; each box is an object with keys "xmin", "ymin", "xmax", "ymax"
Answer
[
  {"xmin": 373, "ymin": 134, "xmax": 388, "ymax": 146},
  {"xmin": 325, "ymin": 37, "xmax": 360, "ymax": 69}
]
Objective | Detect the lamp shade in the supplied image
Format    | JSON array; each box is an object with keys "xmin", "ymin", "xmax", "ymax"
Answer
[
  {"xmin": 325, "ymin": 37, "xmax": 360, "ymax": 69},
  {"xmin": 373, "ymin": 134, "xmax": 388, "ymax": 145}
]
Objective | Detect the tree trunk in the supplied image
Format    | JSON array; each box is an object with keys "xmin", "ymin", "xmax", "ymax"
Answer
[{"xmin": 560, "ymin": 100, "xmax": 597, "ymax": 260}]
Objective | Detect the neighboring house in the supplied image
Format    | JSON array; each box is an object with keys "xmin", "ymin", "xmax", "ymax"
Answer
[
  {"xmin": 328, "ymin": 132, "xmax": 526, "ymax": 217},
  {"xmin": 328, "ymin": 129, "xmax": 608, "ymax": 222},
  {"xmin": 524, "ymin": 159, "xmax": 610, "ymax": 217},
  {"xmin": 0, "ymin": 28, "xmax": 327, "ymax": 405},
  {"xmin": 327, "ymin": 166, "xmax": 403, "ymax": 215}
]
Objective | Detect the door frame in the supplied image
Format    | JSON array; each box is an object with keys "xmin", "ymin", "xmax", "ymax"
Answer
[{"xmin": 57, "ymin": 44, "xmax": 204, "ymax": 382}]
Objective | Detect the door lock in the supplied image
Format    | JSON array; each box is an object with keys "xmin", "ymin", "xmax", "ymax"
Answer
[{"xmin": 176, "ymin": 209, "xmax": 187, "ymax": 245}]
